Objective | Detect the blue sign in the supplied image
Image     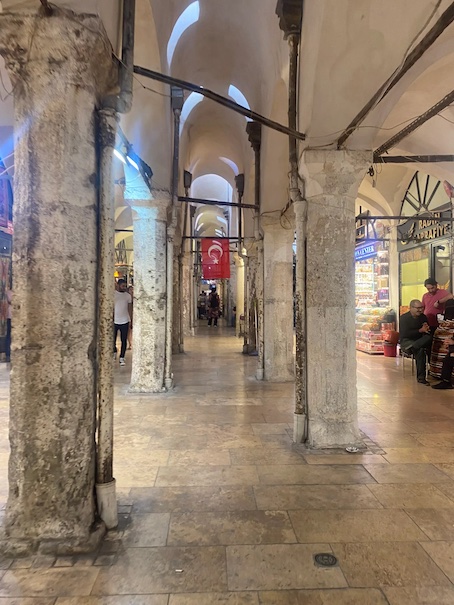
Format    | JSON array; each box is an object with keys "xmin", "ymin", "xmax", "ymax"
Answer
[{"xmin": 355, "ymin": 242, "xmax": 377, "ymax": 261}]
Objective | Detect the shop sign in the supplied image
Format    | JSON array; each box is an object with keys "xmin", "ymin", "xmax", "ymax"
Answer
[
  {"xmin": 398, "ymin": 209, "xmax": 452, "ymax": 247},
  {"xmin": 355, "ymin": 242, "xmax": 377, "ymax": 260}
]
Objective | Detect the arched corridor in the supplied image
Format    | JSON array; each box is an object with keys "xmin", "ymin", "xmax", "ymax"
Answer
[{"xmin": 1, "ymin": 330, "xmax": 454, "ymax": 600}]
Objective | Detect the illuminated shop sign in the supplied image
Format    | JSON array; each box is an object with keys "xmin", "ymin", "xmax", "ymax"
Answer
[
  {"xmin": 398, "ymin": 209, "xmax": 452, "ymax": 249},
  {"xmin": 355, "ymin": 242, "xmax": 377, "ymax": 260}
]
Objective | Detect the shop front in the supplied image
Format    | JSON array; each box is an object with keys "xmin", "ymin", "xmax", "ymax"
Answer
[
  {"xmin": 355, "ymin": 240, "xmax": 393, "ymax": 354},
  {"xmin": 397, "ymin": 172, "xmax": 453, "ymax": 314}
]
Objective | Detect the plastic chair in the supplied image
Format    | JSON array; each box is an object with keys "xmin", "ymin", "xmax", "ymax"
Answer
[{"xmin": 400, "ymin": 346, "xmax": 415, "ymax": 376}]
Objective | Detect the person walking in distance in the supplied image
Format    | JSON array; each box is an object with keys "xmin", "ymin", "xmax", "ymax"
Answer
[
  {"xmin": 207, "ymin": 285, "xmax": 220, "ymax": 327},
  {"xmin": 114, "ymin": 279, "xmax": 132, "ymax": 366}
]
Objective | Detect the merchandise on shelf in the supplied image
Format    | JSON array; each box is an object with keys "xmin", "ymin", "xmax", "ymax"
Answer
[{"xmin": 355, "ymin": 307, "xmax": 395, "ymax": 355}]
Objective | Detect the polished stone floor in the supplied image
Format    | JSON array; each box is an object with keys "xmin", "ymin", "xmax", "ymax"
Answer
[{"xmin": 1, "ymin": 324, "xmax": 454, "ymax": 603}]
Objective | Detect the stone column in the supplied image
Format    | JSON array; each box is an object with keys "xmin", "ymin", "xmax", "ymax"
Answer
[
  {"xmin": 302, "ymin": 149, "xmax": 371, "ymax": 448},
  {"xmin": 0, "ymin": 12, "xmax": 113, "ymax": 552},
  {"xmin": 247, "ymin": 247, "xmax": 258, "ymax": 353},
  {"xmin": 182, "ymin": 254, "xmax": 192, "ymax": 336},
  {"xmin": 255, "ymin": 238, "xmax": 265, "ymax": 380},
  {"xmin": 234, "ymin": 254, "xmax": 245, "ymax": 338},
  {"xmin": 129, "ymin": 195, "xmax": 170, "ymax": 392},
  {"xmin": 172, "ymin": 243, "xmax": 181, "ymax": 354},
  {"xmin": 262, "ymin": 215, "xmax": 295, "ymax": 382}
]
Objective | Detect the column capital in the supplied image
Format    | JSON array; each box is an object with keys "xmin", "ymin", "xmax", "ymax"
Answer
[
  {"xmin": 128, "ymin": 188, "xmax": 171, "ymax": 222},
  {"xmin": 0, "ymin": 11, "xmax": 115, "ymax": 98},
  {"xmin": 301, "ymin": 149, "xmax": 372, "ymax": 200},
  {"xmin": 261, "ymin": 209, "xmax": 295, "ymax": 231}
]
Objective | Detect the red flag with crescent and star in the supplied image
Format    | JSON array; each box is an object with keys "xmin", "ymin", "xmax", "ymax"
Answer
[{"xmin": 201, "ymin": 238, "xmax": 230, "ymax": 279}]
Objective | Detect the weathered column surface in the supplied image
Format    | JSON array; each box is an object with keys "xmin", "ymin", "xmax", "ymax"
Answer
[
  {"xmin": 0, "ymin": 12, "xmax": 114, "ymax": 553},
  {"xmin": 262, "ymin": 215, "xmax": 295, "ymax": 382},
  {"xmin": 234, "ymin": 254, "xmax": 244, "ymax": 338},
  {"xmin": 302, "ymin": 149, "xmax": 371, "ymax": 448},
  {"xmin": 182, "ymin": 254, "xmax": 192, "ymax": 337},
  {"xmin": 129, "ymin": 194, "xmax": 170, "ymax": 392}
]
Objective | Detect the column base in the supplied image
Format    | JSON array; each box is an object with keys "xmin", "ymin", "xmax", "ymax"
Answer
[
  {"xmin": 164, "ymin": 377, "xmax": 174, "ymax": 390},
  {"xmin": 293, "ymin": 413, "xmax": 307, "ymax": 443},
  {"xmin": 129, "ymin": 384, "xmax": 166, "ymax": 394},
  {"xmin": 308, "ymin": 420, "xmax": 363, "ymax": 449},
  {"xmin": 256, "ymin": 367, "xmax": 264, "ymax": 380},
  {"xmin": 0, "ymin": 521, "xmax": 106, "ymax": 557},
  {"xmin": 96, "ymin": 479, "xmax": 118, "ymax": 530}
]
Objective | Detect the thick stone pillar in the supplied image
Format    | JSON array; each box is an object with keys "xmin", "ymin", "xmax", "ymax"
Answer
[
  {"xmin": 262, "ymin": 215, "xmax": 295, "ymax": 382},
  {"xmin": 302, "ymin": 149, "xmax": 371, "ymax": 448},
  {"xmin": 234, "ymin": 254, "xmax": 245, "ymax": 338},
  {"xmin": 182, "ymin": 254, "xmax": 192, "ymax": 336},
  {"xmin": 0, "ymin": 12, "xmax": 113, "ymax": 552},
  {"xmin": 129, "ymin": 195, "xmax": 170, "ymax": 392},
  {"xmin": 172, "ymin": 244, "xmax": 181, "ymax": 354},
  {"xmin": 247, "ymin": 248, "xmax": 258, "ymax": 353}
]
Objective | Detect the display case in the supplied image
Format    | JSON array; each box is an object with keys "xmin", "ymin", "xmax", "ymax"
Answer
[
  {"xmin": 355, "ymin": 308, "xmax": 386, "ymax": 354},
  {"xmin": 355, "ymin": 242, "xmax": 391, "ymax": 353},
  {"xmin": 355, "ymin": 245, "xmax": 389, "ymax": 309}
]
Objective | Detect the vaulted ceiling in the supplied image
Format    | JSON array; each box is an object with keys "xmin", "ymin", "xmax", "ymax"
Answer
[{"xmin": 1, "ymin": 0, "xmax": 453, "ymax": 231}]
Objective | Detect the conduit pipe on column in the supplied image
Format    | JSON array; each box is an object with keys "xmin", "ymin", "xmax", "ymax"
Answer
[
  {"xmin": 96, "ymin": 0, "xmax": 135, "ymax": 529},
  {"xmin": 252, "ymin": 133, "xmax": 265, "ymax": 380},
  {"xmin": 287, "ymin": 32, "xmax": 308, "ymax": 443},
  {"xmin": 236, "ymin": 177, "xmax": 249, "ymax": 355},
  {"xmin": 165, "ymin": 89, "xmax": 183, "ymax": 389},
  {"xmin": 178, "ymin": 198, "xmax": 189, "ymax": 352}
]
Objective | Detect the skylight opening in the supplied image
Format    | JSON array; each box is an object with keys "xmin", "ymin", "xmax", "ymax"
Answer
[
  {"xmin": 219, "ymin": 157, "xmax": 239, "ymax": 175},
  {"xmin": 228, "ymin": 85, "xmax": 252, "ymax": 122},
  {"xmin": 180, "ymin": 92, "xmax": 204, "ymax": 133},
  {"xmin": 167, "ymin": 1, "xmax": 200, "ymax": 67}
]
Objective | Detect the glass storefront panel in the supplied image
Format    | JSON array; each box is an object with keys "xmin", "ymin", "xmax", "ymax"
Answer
[
  {"xmin": 434, "ymin": 239, "xmax": 451, "ymax": 291},
  {"xmin": 399, "ymin": 245, "xmax": 430, "ymax": 312}
]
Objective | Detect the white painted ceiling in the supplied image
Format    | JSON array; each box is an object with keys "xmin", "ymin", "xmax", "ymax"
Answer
[{"xmin": 1, "ymin": 0, "xmax": 453, "ymax": 230}]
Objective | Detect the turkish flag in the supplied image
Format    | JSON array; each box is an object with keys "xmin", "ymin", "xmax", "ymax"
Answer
[{"xmin": 201, "ymin": 238, "xmax": 230, "ymax": 279}]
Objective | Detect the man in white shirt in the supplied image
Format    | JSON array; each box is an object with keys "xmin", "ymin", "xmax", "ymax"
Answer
[{"xmin": 114, "ymin": 279, "xmax": 132, "ymax": 366}]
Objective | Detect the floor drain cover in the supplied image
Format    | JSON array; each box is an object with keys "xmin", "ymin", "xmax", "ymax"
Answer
[{"xmin": 314, "ymin": 553, "xmax": 338, "ymax": 567}]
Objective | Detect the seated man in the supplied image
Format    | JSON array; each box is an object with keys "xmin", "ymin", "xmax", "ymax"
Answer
[
  {"xmin": 400, "ymin": 299, "xmax": 433, "ymax": 385},
  {"xmin": 432, "ymin": 336, "xmax": 454, "ymax": 390}
]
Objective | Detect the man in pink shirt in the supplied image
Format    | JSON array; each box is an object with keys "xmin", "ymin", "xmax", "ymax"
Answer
[{"xmin": 422, "ymin": 278, "xmax": 453, "ymax": 329}]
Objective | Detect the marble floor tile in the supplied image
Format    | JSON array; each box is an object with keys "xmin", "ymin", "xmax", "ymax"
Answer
[
  {"xmin": 364, "ymin": 463, "xmax": 451, "ymax": 483},
  {"xmin": 122, "ymin": 513, "xmax": 170, "ymax": 547},
  {"xmin": 92, "ymin": 547, "xmax": 227, "ymax": 594},
  {"xmin": 332, "ymin": 542, "xmax": 451, "ymax": 587},
  {"xmin": 169, "ymin": 593, "xmax": 259, "ymax": 605},
  {"xmin": 167, "ymin": 510, "xmax": 296, "ymax": 546},
  {"xmin": 413, "ymin": 433, "xmax": 454, "ymax": 448},
  {"xmin": 167, "ymin": 449, "xmax": 231, "ymax": 466},
  {"xmin": 226, "ymin": 544, "xmax": 347, "ymax": 591},
  {"xmin": 229, "ymin": 447, "xmax": 304, "ymax": 466},
  {"xmin": 383, "ymin": 586, "xmax": 454, "ymax": 605},
  {"xmin": 155, "ymin": 465, "xmax": 260, "ymax": 487},
  {"xmin": 367, "ymin": 483, "xmax": 454, "ymax": 508},
  {"xmin": 56, "ymin": 598, "xmax": 168, "ymax": 605},
  {"xmin": 257, "ymin": 464, "xmax": 375, "ymax": 485},
  {"xmin": 302, "ymin": 454, "xmax": 387, "ymax": 465},
  {"xmin": 0, "ymin": 600, "xmax": 56, "ymax": 605},
  {"xmin": 434, "ymin": 463, "xmax": 454, "ymax": 479},
  {"xmin": 406, "ymin": 508, "xmax": 454, "ymax": 540},
  {"xmin": 436, "ymin": 481, "xmax": 454, "ymax": 501},
  {"xmin": 0, "ymin": 568, "xmax": 100, "ymax": 597},
  {"xmin": 288, "ymin": 509, "xmax": 426, "ymax": 542},
  {"xmin": 254, "ymin": 484, "xmax": 382, "ymax": 510},
  {"xmin": 383, "ymin": 448, "xmax": 454, "ymax": 464},
  {"xmin": 131, "ymin": 486, "xmax": 257, "ymax": 513},
  {"xmin": 258, "ymin": 588, "xmax": 389, "ymax": 604},
  {"xmin": 420, "ymin": 541, "xmax": 454, "ymax": 582}
]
